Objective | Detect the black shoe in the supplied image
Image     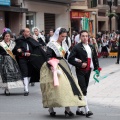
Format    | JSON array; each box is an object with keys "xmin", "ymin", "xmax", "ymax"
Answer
[
  {"xmin": 86, "ymin": 111, "xmax": 93, "ymax": 117},
  {"xmin": 31, "ymin": 82, "xmax": 35, "ymax": 86},
  {"xmin": 76, "ymin": 110, "xmax": 85, "ymax": 116},
  {"xmin": 49, "ymin": 112, "xmax": 56, "ymax": 117},
  {"xmin": 64, "ymin": 111, "xmax": 74, "ymax": 117},
  {"xmin": 24, "ymin": 91, "xmax": 29, "ymax": 96},
  {"xmin": 4, "ymin": 89, "xmax": 10, "ymax": 96},
  {"xmin": 115, "ymin": 62, "xmax": 119, "ymax": 64}
]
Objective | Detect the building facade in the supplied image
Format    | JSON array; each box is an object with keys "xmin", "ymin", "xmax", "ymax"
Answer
[
  {"xmin": 116, "ymin": 0, "xmax": 120, "ymax": 30},
  {"xmin": 0, "ymin": 0, "xmax": 28, "ymax": 35},
  {"xmin": 22, "ymin": 0, "xmax": 72, "ymax": 34},
  {"xmin": 89, "ymin": 0, "xmax": 118, "ymax": 32},
  {"xmin": 71, "ymin": 0, "xmax": 118, "ymax": 35},
  {"xmin": 70, "ymin": 0, "xmax": 97, "ymax": 36},
  {"xmin": 0, "ymin": 0, "xmax": 72, "ymax": 35}
]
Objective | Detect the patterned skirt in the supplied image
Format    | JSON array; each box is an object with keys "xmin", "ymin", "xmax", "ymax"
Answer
[
  {"xmin": 0, "ymin": 55, "xmax": 23, "ymax": 89},
  {"xmin": 40, "ymin": 59, "xmax": 86, "ymax": 108}
]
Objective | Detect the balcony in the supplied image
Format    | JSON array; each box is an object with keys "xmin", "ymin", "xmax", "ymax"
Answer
[
  {"xmin": 90, "ymin": 0, "xmax": 118, "ymax": 12},
  {"xmin": 71, "ymin": 0, "xmax": 88, "ymax": 10}
]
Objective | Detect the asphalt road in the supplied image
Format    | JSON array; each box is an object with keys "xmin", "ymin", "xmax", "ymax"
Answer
[{"xmin": 0, "ymin": 57, "xmax": 120, "ymax": 120}]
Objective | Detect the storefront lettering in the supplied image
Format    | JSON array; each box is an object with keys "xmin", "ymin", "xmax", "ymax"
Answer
[{"xmin": 71, "ymin": 11, "xmax": 90, "ymax": 18}]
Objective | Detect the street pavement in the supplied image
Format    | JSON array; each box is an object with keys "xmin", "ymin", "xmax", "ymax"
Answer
[{"xmin": 0, "ymin": 57, "xmax": 120, "ymax": 120}]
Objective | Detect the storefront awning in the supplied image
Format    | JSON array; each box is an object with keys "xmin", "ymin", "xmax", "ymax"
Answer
[{"xmin": 0, "ymin": 6, "xmax": 28, "ymax": 13}]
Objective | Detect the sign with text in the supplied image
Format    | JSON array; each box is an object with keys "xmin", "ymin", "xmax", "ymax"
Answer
[
  {"xmin": 0, "ymin": 0, "xmax": 10, "ymax": 6},
  {"xmin": 71, "ymin": 11, "xmax": 90, "ymax": 19}
]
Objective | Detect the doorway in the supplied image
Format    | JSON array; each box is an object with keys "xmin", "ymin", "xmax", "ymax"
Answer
[
  {"xmin": 44, "ymin": 13, "xmax": 55, "ymax": 35},
  {"xmin": 71, "ymin": 19, "xmax": 80, "ymax": 33},
  {"xmin": 5, "ymin": 11, "xmax": 10, "ymax": 28},
  {"xmin": 26, "ymin": 12, "xmax": 36, "ymax": 32}
]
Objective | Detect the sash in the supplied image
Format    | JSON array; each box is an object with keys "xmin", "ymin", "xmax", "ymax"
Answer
[
  {"xmin": 47, "ymin": 42, "xmax": 66, "ymax": 57},
  {"xmin": 0, "ymin": 41, "xmax": 16, "ymax": 61},
  {"xmin": 80, "ymin": 58, "xmax": 91, "ymax": 71}
]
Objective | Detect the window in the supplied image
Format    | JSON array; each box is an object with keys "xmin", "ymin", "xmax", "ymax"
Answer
[
  {"xmin": 26, "ymin": 13, "xmax": 36, "ymax": 32},
  {"xmin": 113, "ymin": 0, "xmax": 118, "ymax": 6},
  {"xmin": 98, "ymin": 0, "xmax": 101, "ymax": 4},
  {"xmin": 91, "ymin": 0, "xmax": 97, "ymax": 7},
  {"xmin": 103, "ymin": 0, "xmax": 107, "ymax": 5}
]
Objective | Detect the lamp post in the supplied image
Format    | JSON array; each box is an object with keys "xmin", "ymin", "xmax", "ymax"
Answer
[{"xmin": 107, "ymin": 0, "xmax": 114, "ymax": 32}]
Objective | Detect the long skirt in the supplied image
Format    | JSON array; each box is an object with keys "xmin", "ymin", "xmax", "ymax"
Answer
[
  {"xmin": 40, "ymin": 59, "xmax": 86, "ymax": 108},
  {"xmin": 111, "ymin": 42, "xmax": 118, "ymax": 52},
  {"xmin": 101, "ymin": 46, "xmax": 109, "ymax": 57},
  {"xmin": 0, "ymin": 55, "xmax": 23, "ymax": 89}
]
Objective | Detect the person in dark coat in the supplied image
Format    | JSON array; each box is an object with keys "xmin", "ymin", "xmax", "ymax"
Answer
[
  {"xmin": 116, "ymin": 31, "xmax": 120, "ymax": 64},
  {"xmin": 31, "ymin": 27, "xmax": 47, "ymax": 86},
  {"xmin": 68, "ymin": 30, "xmax": 100, "ymax": 117},
  {"xmin": 45, "ymin": 29, "xmax": 54, "ymax": 43},
  {"xmin": 13, "ymin": 28, "xmax": 47, "ymax": 96}
]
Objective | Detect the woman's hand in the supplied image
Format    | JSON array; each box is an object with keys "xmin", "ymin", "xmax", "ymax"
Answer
[
  {"xmin": 77, "ymin": 59, "xmax": 82, "ymax": 63},
  {"xmin": 75, "ymin": 58, "xmax": 82, "ymax": 63}
]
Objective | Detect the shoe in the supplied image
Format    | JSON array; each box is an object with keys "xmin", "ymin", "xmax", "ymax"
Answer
[
  {"xmin": 4, "ymin": 89, "xmax": 10, "ymax": 96},
  {"xmin": 86, "ymin": 111, "xmax": 93, "ymax": 117},
  {"xmin": 49, "ymin": 112, "xmax": 56, "ymax": 117},
  {"xmin": 64, "ymin": 111, "xmax": 74, "ymax": 117},
  {"xmin": 24, "ymin": 91, "xmax": 29, "ymax": 96},
  {"xmin": 115, "ymin": 62, "xmax": 119, "ymax": 64},
  {"xmin": 31, "ymin": 82, "xmax": 35, "ymax": 86},
  {"xmin": 76, "ymin": 110, "xmax": 85, "ymax": 116}
]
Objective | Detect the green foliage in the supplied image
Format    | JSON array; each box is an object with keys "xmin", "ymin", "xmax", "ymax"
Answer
[{"xmin": 106, "ymin": 12, "xmax": 118, "ymax": 18}]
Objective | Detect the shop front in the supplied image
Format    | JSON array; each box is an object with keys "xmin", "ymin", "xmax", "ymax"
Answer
[
  {"xmin": 70, "ymin": 10, "xmax": 94, "ymax": 36},
  {"xmin": 0, "ymin": 0, "xmax": 28, "ymax": 34}
]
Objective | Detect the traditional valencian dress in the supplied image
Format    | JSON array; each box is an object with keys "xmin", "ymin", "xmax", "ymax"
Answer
[
  {"xmin": 40, "ymin": 41, "xmax": 86, "ymax": 108},
  {"xmin": 0, "ymin": 40, "xmax": 23, "ymax": 89}
]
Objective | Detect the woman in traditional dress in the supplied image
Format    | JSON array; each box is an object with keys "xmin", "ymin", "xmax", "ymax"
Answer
[
  {"xmin": 0, "ymin": 31, "xmax": 23, "ymax": 95},
  {"xmin": 32, "ymin": 27, "xmax": 46, "ymax": 47},
  {"xmin": 101, "ymin": 37, "xmax": 109, "ymax": 58},
  {"xmin": 110, "ymin": 37, "xmax": 118, "ymax": 53},
  {"xmin": 40, "ymin": 27, "xmax": 86, "ymax": 117},
  {"xmin": 89, "ymin": 36, "xmax": 98, "ymax": 54}
]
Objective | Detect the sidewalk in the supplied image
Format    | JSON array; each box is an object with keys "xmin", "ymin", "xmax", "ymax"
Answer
[{"xmin": 88, "ymin": 63, "xmax": 120, "ymax": 107}]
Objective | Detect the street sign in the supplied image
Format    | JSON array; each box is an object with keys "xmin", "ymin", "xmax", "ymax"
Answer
[{"xmin": 0, "ymin": 0, "xmax": 10, "ymax": 6}]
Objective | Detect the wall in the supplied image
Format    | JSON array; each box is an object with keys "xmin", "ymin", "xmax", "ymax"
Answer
[
  {"xmin": 0, "ymin": 12, "xmax": 5, "ymax": 34},
  {"xmin": 9, "ymin": 12, "xmax": 23, "ymax": 35},
  {"xmin": 24, "ymin": 1, "xmax": 70, "ymax": 31}
]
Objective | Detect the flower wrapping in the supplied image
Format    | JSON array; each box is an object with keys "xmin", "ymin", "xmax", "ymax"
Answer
[{"xmin": 48, "ymin": 58, "xmax": 59, "ymax": 86}]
